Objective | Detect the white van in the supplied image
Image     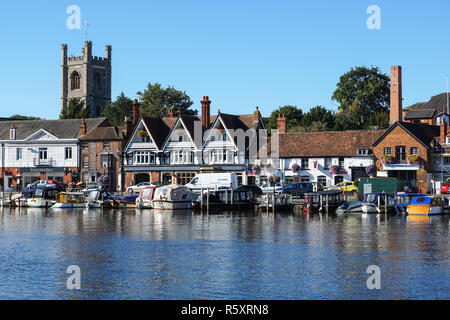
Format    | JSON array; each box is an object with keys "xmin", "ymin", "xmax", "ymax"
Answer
[{"xmin": 185, "ymin": 173, "xmax": 239, "ymax": 191}]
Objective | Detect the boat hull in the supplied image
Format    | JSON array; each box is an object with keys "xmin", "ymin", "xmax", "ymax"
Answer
[
  {"xmin": 51, "ymin": 202, "xmax": 85, "ymax": 209},
  {"xmin": 152, "ymin": 200, "xmax": 194, "ymax": 210},
  {"xmin": 27, "ymin": 198, "xmax": 55, "ymax": 208}
]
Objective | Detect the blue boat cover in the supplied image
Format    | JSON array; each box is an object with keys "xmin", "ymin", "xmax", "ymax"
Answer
[{"xmin": 409, "ymin": 196, "xmax": 431, "ymax": 205}]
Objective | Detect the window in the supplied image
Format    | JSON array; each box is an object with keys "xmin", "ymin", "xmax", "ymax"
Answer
[
  {"xmin": 103, "ymin": 141, "xmax": 110, "ymax": 151},
  {"xmin": 134, "ymin": 151, "xmax": 154, "ymax": 165},
  {"xmin": 81, "ymin": 141, "xmax": 88, "ymax": 151},
  {"xmin": 300, "ymin": 175, "xmax": 310, "ymax": 182},
  {"xmin": 178, "ymin": 136, "xmax": 183, "ymax": 142},
  {"xmin": 317, "ymin": 176, "xmax": 327, "ymax": 187},
  {"xmin": 71, "ymin": 71, "xmax": 81, "ymax": 90},
  {"xmin": 65, "ymin": 147, "xmax": 72, "ymax": 160},
  {"xmin": 410, "ymin": 147, "xmax": 418, "ymax": 155},
  {"xmin": 339, "ymin": 157, "xmax": 345, "ymax": 168},
  {"xmin": 396, "ymin": 146, "xmax": 406, "ymax": 162},
  {"xmin": 176, "ymin": 172, "xmax": 196, "ymax": 185},
  {"xmin": 101, "ymin": 155, "xmax": 111, "ymax": 168},
  {"xmin": 94, "ymin": 72, "xmax": 102, "ymax": 91},
  {"xmin": 82, "ymin": 155, "xmax": 89, "ymax": 168},
  {"xmin": 358, "ymin": 148, "xmax": 369, "ymax": 156},
  {"xmin": 39, "ymin": 148, "xmax": 47, "ymax": 160},
  {"xmin": 16, "ymin": 148, "xmax": 22, "ymax": 160},
  {"xmin": 301, "ymin": 158, "xmax": 309, "ymax": 169},
  {"xmin": 384, "ymin": 147, "xmax": 392, "ymax": 155},
  {"xmin": 324, "ymin": 158, "xmax": 332, "ymax": 169}
]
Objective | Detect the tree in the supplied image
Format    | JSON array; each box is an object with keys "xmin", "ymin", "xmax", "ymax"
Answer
[
  {"xmin": 10, "ymin": 114, "xmax": 42, "ymax": 120},
  {"xmin": 137, "ymin": 82, "xmax": 197, "ymax": 117},
  {"xmin": 300, "ymin": 106, "xmax": 335, "ymax": 129},
  {"xmin": 102, "ymin": 92, "xmax": 133, "ymax": 127},
  {"xmin": 264, "ymin": 105, "xmax": 303, "ymax": 133},
  {"xmin": 333, "ymin": 100, "xmax": 363, "ymax": 131},
  {"xmin": 366, "ymin": 110, "xmax": 390, "ymax": 129},
  {"xmin": 292, "ymin": 121, "xmax": 329, "ymax": 132},
  {"xmin": 60, "ymin": 98, "xmax": 90, "ymax": 119},
  {"xmin": 332, "ymin": 66, "xmax": 390, "ymax": 127}
]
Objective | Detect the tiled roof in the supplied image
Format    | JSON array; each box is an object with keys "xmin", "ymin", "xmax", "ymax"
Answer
[
  {"xmin": 0, "ymin": 118, "xmax": 106, "ymax": 140},
  {"xmin": 404, "ymin": 109, "xmax": 436, "ymax": 120},
  {"xmin": 278, "ymin": 129, "xmax": 385, "ymax": 158},
  {"xmin": 79, "ymin": 121, "xmax": 123, "ymax": 141},
  {"xmin": 405, "ymin": 93, "xmax": 450, "ymax": 112}
]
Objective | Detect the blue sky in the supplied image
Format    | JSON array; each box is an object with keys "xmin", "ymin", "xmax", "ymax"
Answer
[{"xmin": 0, "ymin": 0, "xmax": 449, "ymax": 119}]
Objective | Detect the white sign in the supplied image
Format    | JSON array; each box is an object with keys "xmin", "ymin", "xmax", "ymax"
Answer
[{"xmin": 363, "ymin": 184, "xmax": 372, "ymax": 194}]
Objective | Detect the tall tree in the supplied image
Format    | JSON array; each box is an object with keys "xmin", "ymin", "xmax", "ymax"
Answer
[
  {"xmin": 300, "ymin": 106, "xmax": 335, "ymax": 129},
  {"xmin": 10, "ymin": 115, "xmax": 42, "ymax": 120},
  {"xmin": 60, "ymin": 98, "xmax": 90, "ymax": 119},
  {"xmin": 332, "ymin": 66, "xmax": 390, "ymax": 126},
  {"xmin": 137, "ymin": 82, "xmax": 197, "ymax": 117},
  {"xmin": 102, "ymin": 92, "xmax": 133, "ymax": 127},
  {"xmin": 264, "ymin": 105, "xmax": 303, "ymax": 133}
]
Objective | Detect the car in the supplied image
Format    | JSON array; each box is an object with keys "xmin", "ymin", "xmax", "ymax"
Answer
[
  {"xmin": 27, "ymin": 180, "xmax": 47, "ymax": 189},
  {"xmin": 332, "ymin": 181, "xmax": 358, "ymax": 193},
  {"xmin": 260, "ymin": 182, "xmax": 285, "ymax": 193},
  {"xmin": 127, "ymin": 182, "xmax": 154, "ymax": 194},
  {"xmin": 81, "ymin": 184, "xmax": 102, "ymax": 195},
  {"xmin": 279, "ymin": 182, "xmax": 314, "ymax": 195},
  {"xmin": 441, "ymin": 178, "xmax": 450, "ymax": 194}
]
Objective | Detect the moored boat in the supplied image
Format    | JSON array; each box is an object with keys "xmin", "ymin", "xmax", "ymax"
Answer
[
  {"xmin": 335, "ymin": 200, "xmax": 364, "ymax": 215},
  {"xmin": 27, "ymin": 186, "xmax": 59, "ymax": 208},
  {"xmin": 394, "ymin": 192, "xmax": 424, "ymax": 213},
  {"xmin": 407, "ymin": 195, "xmax": 449, "ymax": 216},
  {"xmin": 135, "ymin": 186, "xmax": 158, "ymax": 209},
  {"xmin": 151, "ymin": 184, "xmax": 197, "ymax": 210},
  {"xmin": 51, "ymin": 192, "xmax": 85, "ymax": 208},
  {"xmin": 302, "ymin": 190, "xmax": 343, "ymax": 213},
  {"xmin": 361, "ymin": 192, "xmax": 395, "ymax": 214},
  {"xmin": 85, "ymin": 190, "xmax": 121, "ymax": 209}
]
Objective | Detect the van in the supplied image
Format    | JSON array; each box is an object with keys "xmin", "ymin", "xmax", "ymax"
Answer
[{"xmin": 185, "ymin": 173, "xmax": 239, "ymax": 190}]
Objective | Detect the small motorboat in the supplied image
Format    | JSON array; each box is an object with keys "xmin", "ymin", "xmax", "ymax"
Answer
[
  {"xmin": 361, "ymin": 192, "xmax": 395, "ymax": 214},
  {"xmin": 135, "ymin": 186, "xmax": 158, "ymax": 209},
  {"xmin": 51, "ymin": 192, "xmax": 85, "ymax": 208},
  {"xmin": 407, "ymin": 196, "xmax": 449, "ymax": 216},
  {"xmin": 27, "ymin": 186, "xmax": 59, "ymax": 208},
  {"xmin": 85, "ymin": 190, "xmax": 121, "ymax": 209},
  {"xmin": 119, "ymin": 194, "xmax": 139, "ymax": 208},
  {"xmin": 335, "ymin": 200, "xmax": 364, "ymax": 215},
  {"xmin": 14, "ymin": 189, "xmax": 34, "ymax": 207},
  {"xmin": 151, "ymin": 184, "xmax": 197, "ymax": 210},
  {"xmin": 394, "ymin": 193, "xmax": 424, "ymax": 214}
]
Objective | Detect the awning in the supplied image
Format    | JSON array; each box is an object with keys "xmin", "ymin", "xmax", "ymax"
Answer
[{"xmin": 382, "ymin": 164, "xmax": 419, "ymax": 171}]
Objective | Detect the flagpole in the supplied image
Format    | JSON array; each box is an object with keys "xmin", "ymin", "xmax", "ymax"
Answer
[{"xmin": 85, "ymin": 19, "xmax": 88, "ymax": 42}]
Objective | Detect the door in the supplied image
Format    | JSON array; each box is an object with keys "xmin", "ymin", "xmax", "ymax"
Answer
[
  {"xmin": 396, "ymin": 146, "xmax": 406, "ymax": 163},
  {"xmin": 334, "ymin": 175, "xmax": 344, "ymax": 185}
]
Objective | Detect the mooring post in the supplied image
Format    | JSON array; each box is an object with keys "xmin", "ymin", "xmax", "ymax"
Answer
[
  {"xmin": 231, "ymin": 188, "xmax": 234, "ymax": 206},
  {"xmin": 225, "ymin": 189, "xmax": 228, "ymax": 204},
  {"xmin": 200, "ymin": 188, "xmax": 203, "ymax": 211},
  {"xmin": 377, "ymin": 196, "xmax": 381, "ymax": 213},
  {"xmin": 206, "ymin": 188, "xmax": 210, "ymax": 212},
  {"xmin": 385, "ymin": 194, "xmax": 388, "ymax": 214},
  {"xmin": 326, "ymin": 194, "xmax": 329, "ymax": 214},
  {"xmin": 272, "ymin": 191, "xmax": 275, "ymax": 214}
]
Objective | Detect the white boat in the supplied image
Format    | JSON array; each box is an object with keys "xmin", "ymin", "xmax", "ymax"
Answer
[
  {"xmin": 27, "ymin": 186, "xmax": 59, "ymax": 208},
  {"xmin": 51, "ymin": 192, "xmax": 85, "ymax": 208},
  {"xmin": 85, "ymin": 190, "xmax": 120, "ymax": 209},
  {"xmin": 152, "ymin": 184, "xmax": 197, "ymax": 210},
  {"xmin": 136, "ymin": 186, "xmax": 158, "ymax": 209}
]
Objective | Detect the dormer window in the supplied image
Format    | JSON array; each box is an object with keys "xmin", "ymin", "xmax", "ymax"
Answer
[{"xmin": 357, "ymin": 148, "xmax": 369, "ymax": 156}]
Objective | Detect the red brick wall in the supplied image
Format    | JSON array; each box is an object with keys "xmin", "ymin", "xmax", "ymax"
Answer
[{"xmin": 373, "ymin": 125, "xmax": 430, "ymax": 193}]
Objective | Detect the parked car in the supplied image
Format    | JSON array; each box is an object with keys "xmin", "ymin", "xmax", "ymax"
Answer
[
  {"xmin": 185, "ymin": 173, "xmax": 238, "ymax": 191},
  {"xmin": 260, "ymin": 182, "xmax": 284, "ymax": 193},
  {"xmin": 27, "ymin": 180, "xmax": 47, "ymax": 190},
  {"xmin": 332, "ymin": 181, "xmax": 358, "ymax": 193},
  {"xmin": 279, "ymin": 182, "xmax": 314, "ymax": 195},
  {"xmin": 441, "ymin": 182, "xmax": 450, "ymax": 194},
  {"xmin": 127, "ymin": 182, "xmax": 154, "ymax": 194},
  {"xmin": 81, "ymin": 184, "xmax": 102, "ymax": 195}
]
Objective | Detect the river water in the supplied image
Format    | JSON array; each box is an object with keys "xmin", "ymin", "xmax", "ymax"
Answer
[{"xmin": 0, "ymin": 206, "xmax": 448, "ymax": 299}]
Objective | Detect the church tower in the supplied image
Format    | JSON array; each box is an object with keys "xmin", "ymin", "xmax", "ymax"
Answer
[{"xmin": 61, "ymin": 41, "xmax": 112, "ymax": 117}]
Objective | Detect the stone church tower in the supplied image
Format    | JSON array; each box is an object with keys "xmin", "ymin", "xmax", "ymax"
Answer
[{"xmin": 61, "ymin": 41, "xmax": 112, "ymax": 117}]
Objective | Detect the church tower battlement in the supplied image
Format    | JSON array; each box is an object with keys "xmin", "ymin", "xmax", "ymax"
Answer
[{"xmin": 61, "ymin": 41, "xmax": 112, "ymax": 117}]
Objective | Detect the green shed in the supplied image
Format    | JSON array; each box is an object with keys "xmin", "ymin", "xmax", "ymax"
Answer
[{"xmin": 357, "ymin": 178, "xmax": 397, "ymax": 195}]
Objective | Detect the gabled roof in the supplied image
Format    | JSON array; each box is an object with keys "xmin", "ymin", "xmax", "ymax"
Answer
[
  {"xmin": 404, "ymin": 108, "xmax": 436, "ymax": 120},
  {"xmin": 141, "ymin": 116, "xmax": 177, "ymax": 149},
  {"xmin": 405, "ymin": 93, "xmax": 450, "ymax": 112},
  {"xmin": 372, "ymin": 121, "xmax": 440, "ymax": 149},
  {"xmin": 278, "ymin": 129, "xmax": 385, "ymax": 158},
  {"xmin": 79, "ymin": 120, "xmax": 123, "ymax": 141},
  {"xmin": 0, "ymin": 118, "xmax": 106, "ymax": 140}
]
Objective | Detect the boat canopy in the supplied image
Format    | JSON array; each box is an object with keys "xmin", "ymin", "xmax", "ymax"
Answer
[
  {"xmin": 410, "ymin": 196, "xmax": 431, "ymax": 205},
  {"xmin": 138, "ymin": 186, "xmax": 158, "ymax": 200},
  {"xmin": 154, "ymin": 184, "xmax": 193, "ymax": 201}
]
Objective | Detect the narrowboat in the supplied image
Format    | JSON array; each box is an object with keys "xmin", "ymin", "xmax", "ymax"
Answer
[
  {"xmin": 407, "ymin": 196, "xmax": 449, "ymax": 216},
  {"xmin": 135, "ymin": 186, "xmax": 159, "ymax": 209},
  {"xmin": 302, "ymin": 190, "xmax": 343, "ymax": 213},
  {"xmin": 51, "ymin": 192, "xmax": 85, "ymax": 208},
  {"xmin": 196, "ymin": 185, "xmax": 261, "ymax": 210},
  {"xmin": 394, "ymin": 193, "xmax": 424, "ymax": 213},
  {"xmin": 152, "ymin": 184, "xmax": 198, "ymax": 210},
  {"xmin": 258, "ymin": 193, "xmax": 293, "ymax": 212},
  {"xmin": 27, "ymin": 186, "xmax": 59, "ymax": 208}
]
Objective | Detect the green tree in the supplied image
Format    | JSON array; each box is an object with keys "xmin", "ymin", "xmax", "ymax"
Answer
[
  {"xmin": 10, "ymin": 114, "xmax": 42, "ymax": 120},
  {"xmin": 300, "ymin": 106, "xmax": 335, "ymax": 129},
  {"xmin": 60, "ymin": 98, "xmax": 90, "ymax": 119},
  {"xmin": 291, "ymin": 121, "xmax": 329, "ymax": 132},
  {"xmin": 102, "ymin": 92, "xmax": 133, "ymax": 127},
  {"xmin": 332, "ymin": 66, "xmax": 390, "ymax": 127},
  {"xmin": 333, "ymin": 101, "xmax": 363, "ymax": 130},
  {"xmin": 366, "ymin": 110, "xmax": 390, "ymax": 129},
  {"xmin": 137, "ymin": 82, "xmax": 197, "ymax": 117},
  {"xmin": 264, "ymin": 105, "xmax": 303, "ymax": 133}
]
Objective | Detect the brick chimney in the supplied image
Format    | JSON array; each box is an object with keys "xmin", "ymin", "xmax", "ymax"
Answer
[
  {"xmin": 277, "ymin": 113, "xmax": 287, "ymax": 134},
  {"xmin": 253, "ymin": 106, "xmax": 260, "ymax": 122},
  {"xmin": 201, "ymin": 96, "xmax": 211, "ymax": 131},
  {"xmin": 123, "ymin": 116, "xmax": 132, "ymax": 138},
  {"xmin": 390, "ymin": 65, "xmax": 402, "ymax": 124},
  {"xmin": 168, "ymin": 108, "xmax": 175, "ymax": 118},
  {"xmin": 440, "ymin": 120, "xmax": 447, "ymax": 143},
  {"xmin": 80, "ymin": 117, "xmax": 87, "ymax": 135},
  {"xmin": 132, "ymin": 99, "xmax": 140, "ymax": 125}
]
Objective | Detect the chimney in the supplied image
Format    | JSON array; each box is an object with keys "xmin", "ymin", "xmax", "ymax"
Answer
[
  {"xmin": 80, "ymin": 117, "xmax": 87, "ymax": 135},
  {"xmin": 253, "ymin": 106, "xmax": 260, "ymax": 122},
  {"xmin": 277, "ymin": 113, "xmax": 287, "ymax": 134},
  {"xmin": 123, "ymin": 116, "xmax": 132, "ymax": 137},
  {"xmin": 168, "ymin": 108, "xmax": 174, "ymax": 118},
  {"xmin": 440, "ymin": 121, "xmax": 447, "ymax": 143},
  {"xmin": 201, "ymin": 96, "xmax": 211, "ymax": 131},
  {"xmin": 390, "ymin": 65, "xmax": 402, "ymax": 124},
  {"xmin": 132, "ymin": 99, "xmax": 140, "ymax": 125}
]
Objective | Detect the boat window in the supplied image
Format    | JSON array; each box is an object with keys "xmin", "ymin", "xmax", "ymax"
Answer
[
  {"xmin": 181, "ymin": 194, "xmax": 187, "ymax": 200},
  {"xmin": 415, "ymin": 197, "xmax": 427, "ymax": 203}
]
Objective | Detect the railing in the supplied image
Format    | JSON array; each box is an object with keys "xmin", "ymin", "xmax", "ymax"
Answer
[{"xmin": 33, "ymin": 158, "xmax": 54, "ymax": 167}]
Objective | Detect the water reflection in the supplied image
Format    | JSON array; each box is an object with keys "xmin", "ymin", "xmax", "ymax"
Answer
[{"xmin": 0, "ymin": 207, "xmax": 448, "ymax": 299}]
